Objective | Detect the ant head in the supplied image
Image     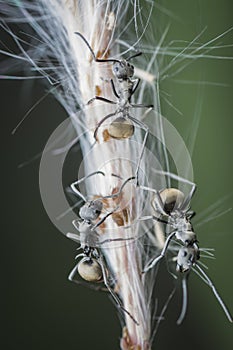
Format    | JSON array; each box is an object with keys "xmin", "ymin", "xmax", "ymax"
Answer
[
  {"xmin": 176, "ymin": 245, "xmax": 199, "ymax": 273},
  {"xmin": 112, "ymin": 60, "xmax": 134, "ymax": 80},
  {"xmin": 78, "ymin": 257, "xmax": 103, "ymax": 282},
  {"xmin": 79, "ymin": 199, "xmax": 103, "ymax": 222}
]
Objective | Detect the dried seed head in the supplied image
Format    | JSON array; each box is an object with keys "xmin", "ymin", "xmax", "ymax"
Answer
[
  {"xmin": 108, "ymin": 117, "xmax": 134, "ymax": 139},
  {"xmin": 78, "ymin": 258, "xmax": 103, "ymax": 282}
]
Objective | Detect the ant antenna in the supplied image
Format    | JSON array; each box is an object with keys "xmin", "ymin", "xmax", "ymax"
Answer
[
  {"xmin": 177, "ymin": 275, "xmax": 189, "ymax": 325},
  {"xmin": 126, "ymin": 51, "xmax": 142, "ymax": 61},
  {"xmin": 195, "ymin": 264, "xmax": 233, "ymax": 322},
  {"xmin": 75, "ymin": 32, "xmax": 119, "ymax": 63}
]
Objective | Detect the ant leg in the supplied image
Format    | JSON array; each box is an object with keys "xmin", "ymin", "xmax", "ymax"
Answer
[
  {"xmin": 68, "ymin": 263, "xmax": 80, "ymax": 282},
  {"xmin": 90, "ymin": 177, "xmax": 135, "ymax": 233},
  {"xmin": 131, "ymin": 103, "xmax": 154, "ymax": 108},
  {"xmin": 94, "ymin": 111, "xmax": 117, "ymax": 141},
  {"xmin": 71, "ymin": 218, "xmax": 83, "ymax": 231},
  {"xmin": 176, "ymin": 275, "xmax": 189, "ymax": 325},
  {"xmin": 128, "ymin": 115, "xmax": 149, "ymax": 184},
  {"xmin": 127, "ymin": 51, "xmax": 142, "ymax": 61},
  {"xmin": 99, "ymin": 236, "xmax": 134, "ymax": 245},
  {"xmin": 91, "ymin": 205, "xmax": 120, "ymax": 230},
  {"xmin": 71, "ymin": 171, "xmax": 105, "ymax": 201},
  {"xmin": 66, "ymin": 232, "xmax": 81, "ymax": 243},
  {"xmin": 75, "ymin": 32, "xmax": 119, "ymax": 64},
  {"xmin": 100, "ymin": 176, "xmax": 135, "ymax": 200},
  {"xmin": 142, "ymin": 230, "xmax": 177, "ymax": 273},
  {"xmin": 122, "ymin": 214, "xmax": 168, "ymax": 230},
  {"xmin": 131, "ymin": 78, "xmax": 140, "ymax": 95},
  {"xmin": 195, "ymin": 264, "xmax": 233, "ymax": 322},
  {"xmin": 110, "ymin": 79, "xmax": 120, "ymax": 98},
  {"xmin": 87, "ymin": 96, "xmax": 117, "ymax": 106},
  {"xmin": 99, "ymin": 255, "xmax": 139, "ymax": 325},
  {"xmin": 111, "ymin": 173, "xmax": 124, "ymax": 180},
  {"xmin": 136, "ymin": 128, "xmax": 148, "ymax": 184},
  {"xmin": 139, "ymin": 184, "xmax": 167, "ymax": 216}
]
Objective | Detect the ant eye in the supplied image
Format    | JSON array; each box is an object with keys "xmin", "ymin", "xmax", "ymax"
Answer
[{"xmin": 183, "ymin": 250, "xmax": 188, "ymax": 257}]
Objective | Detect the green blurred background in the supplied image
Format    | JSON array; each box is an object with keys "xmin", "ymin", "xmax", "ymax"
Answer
[{"xmin": 1, "ymin": 1, "xmax": 233, "ymax": 349}]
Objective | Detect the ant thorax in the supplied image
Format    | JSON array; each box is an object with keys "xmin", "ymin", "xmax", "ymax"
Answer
[
  {"xmin": 169, "ymin": 211, "xmax": 190, "ymax": 230},
  {"xmin": 112, "ymin": 61, "xmax": 136, "ymax": 106},
  {"xmin": 78, "ymin": 221, "xmax": 99, "ymax": 249},
  {"xmin": 118, "ymin": 81, "xmax": 134, "ymax": 108},
  {"xmin": 168, "ymin": 211, "xmax": 197, "ymax": 245}
]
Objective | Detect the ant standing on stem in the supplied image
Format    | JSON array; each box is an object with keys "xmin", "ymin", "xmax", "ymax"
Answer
[
  {"xmin": 75, "ymin": 32, "xmax": 153, "ymax": 180},
  {"xmin": 67, "ymin": 170, "xmax": 138, "ymax": 324},
  {"xmin": 137, "ymin": 170, "xmax": 233, "ymax": 324}
]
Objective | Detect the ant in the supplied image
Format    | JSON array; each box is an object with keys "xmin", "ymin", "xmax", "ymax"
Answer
[
  {"xmin": 67, "ymin": 170, "xmax": 138, "ymax": 323},
  {"xmin": 75, "ymin": 32, "xmax": 153, "ymax": 179},
  {"xmin": 137, "ymin": 170, "xmax": 198, "ymax": 273},
  {"xmin": 137, "ymin": 169, "xmax": 233, "ymax": 324}
]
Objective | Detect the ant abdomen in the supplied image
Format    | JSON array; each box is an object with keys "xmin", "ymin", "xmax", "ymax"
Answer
[
  {"xmin": 78, "ymin": 257, "xmax": 103, "ymax": 282},
  {"xmin": 159, "ymin": 188, "xmax": 185, "ymax": 214},
  {"xmin": 108, "ymin": 116, "xmax": 135, "ymax": 139}
]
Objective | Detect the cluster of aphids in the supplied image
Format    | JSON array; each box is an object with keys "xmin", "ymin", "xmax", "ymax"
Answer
[{"xmin": 66, "ymin": 33, "xmax": 232, "ymax": 325}]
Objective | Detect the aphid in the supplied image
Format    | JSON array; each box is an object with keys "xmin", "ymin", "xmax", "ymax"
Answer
[
  {"xmin": 139, "ymin": 170, "xmax": 233, "ymax": 324},
  {"xmin": 75, "ymin": 32, "xmax": 153, "ymax": 179}
]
